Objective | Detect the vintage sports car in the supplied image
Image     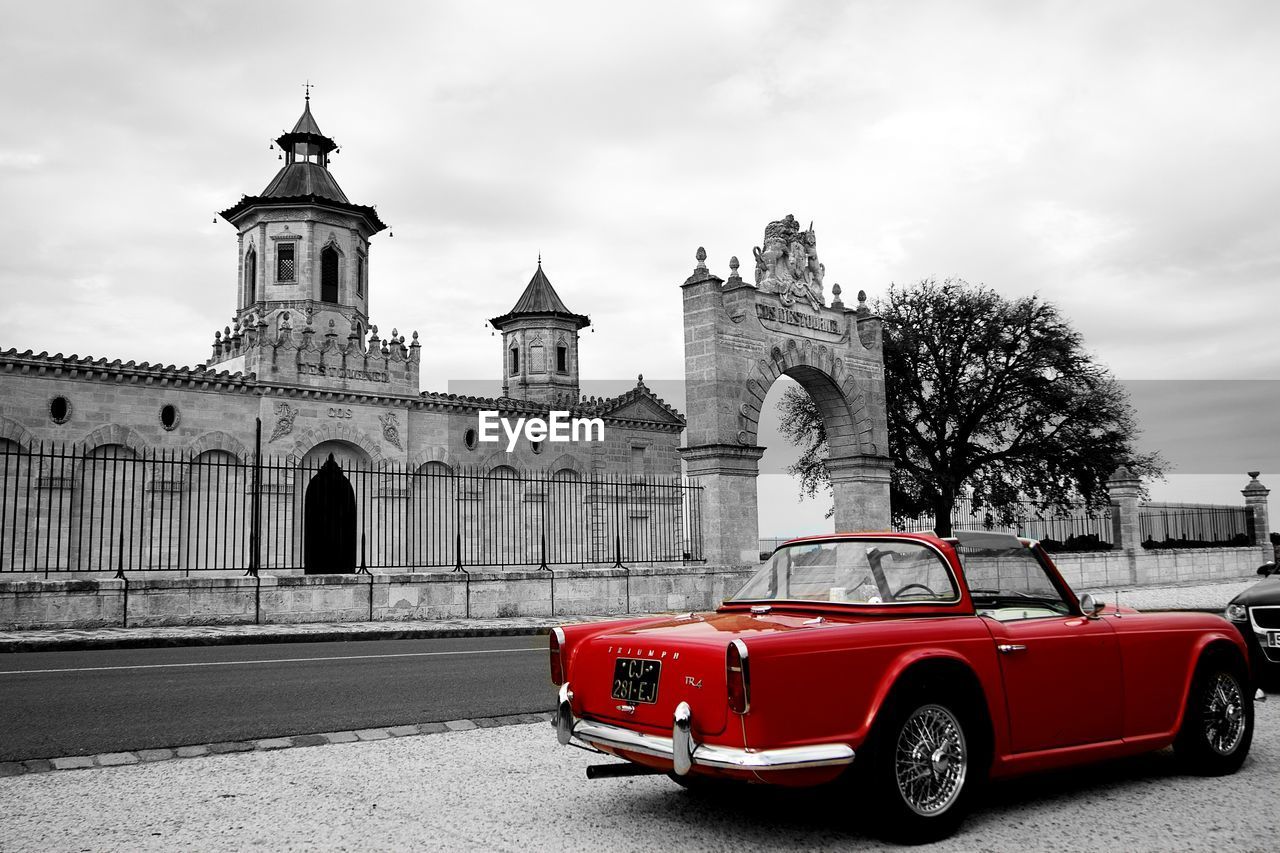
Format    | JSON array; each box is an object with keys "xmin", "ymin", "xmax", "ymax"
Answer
[
  {"xmin": 550, "ymin": 531, "xmax": 1256, "ymax": 843},
  {"xmin": 1225, "ymin": 560, "xmax": 1280, "ymax": 688}
]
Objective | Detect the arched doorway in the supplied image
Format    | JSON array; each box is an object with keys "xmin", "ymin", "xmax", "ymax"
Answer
[
  {"xmin": 304, "ymin": 453, "xmax": 356, "ymax": 573},
  {"xmin": 756, "ymin": 376, "xmax": 834, "ymax": 557},
  {"xmin": 679, "ymin": 218, "xmax": 893, "ymax": 565}
]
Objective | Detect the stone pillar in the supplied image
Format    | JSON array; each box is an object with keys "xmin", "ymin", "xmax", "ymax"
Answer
[
  {"xmin": 826, "ymin": 456, "xmax": 893, "ymax": 533},
  {"xmin": 1242, "ymin": 472, "xmax": 1271, "ymax": 550},
  {"xmin": 1106, "ymin": 466, "xmax": 1141, "ymax": 584},
  {"xmin": 680, "ymin": 444, "xmax": 765, "ymax": 566}
]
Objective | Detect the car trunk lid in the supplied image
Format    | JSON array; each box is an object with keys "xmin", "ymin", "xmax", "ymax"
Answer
[{"xmin": 571, "ymin": 609, "xmax": 855, "ymax": 737}]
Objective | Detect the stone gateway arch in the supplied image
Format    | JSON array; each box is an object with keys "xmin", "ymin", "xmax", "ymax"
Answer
[{"xmin": 680, "ymin": 217, "xmax": 892, "ymax": 565}]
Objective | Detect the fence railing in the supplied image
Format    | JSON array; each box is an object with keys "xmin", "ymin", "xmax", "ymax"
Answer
[
  {"xmin": 1139, "ymin": 503, "xmax": 1252, "ymax": 550},
  {"xmin": 896, "ymin": 498, "xmax": 1256, "ymax": 552},
  {"xmin": 0, "ymin": 442, "xmax": 704, "ymax": 576},
  {"xmin": 899, "ymin": 498, "xmax": 1116, "ymax": 552}
]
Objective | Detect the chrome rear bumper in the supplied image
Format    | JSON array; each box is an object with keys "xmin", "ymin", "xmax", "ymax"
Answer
[{"xmin": 554, "ymin": 683, "xmax": 855, "ymax": 775}]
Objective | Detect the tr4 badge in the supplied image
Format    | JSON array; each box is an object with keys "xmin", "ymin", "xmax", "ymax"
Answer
[{"xmin": 685, "ymin": 676, "xmax": 702, "ymax": 689}]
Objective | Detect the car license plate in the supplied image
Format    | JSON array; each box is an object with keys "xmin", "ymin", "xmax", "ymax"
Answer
[
  {"xmin": 1269, "ymin": 632, "xmax": 1280, "ymax": 648},
  {"xmin": 611, "ymin": 657, "xmax": 661, "ymax": 704}
]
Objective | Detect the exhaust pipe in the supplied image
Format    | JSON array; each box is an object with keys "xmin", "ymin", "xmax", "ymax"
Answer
[{"xmin": 586, "ymin": 763, "xmax": 665, "ymax": 780}]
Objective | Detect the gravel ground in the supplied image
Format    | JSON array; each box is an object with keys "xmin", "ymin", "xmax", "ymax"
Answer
[
  {"xmin": 2, "ymin": 702, "xmax": 1278, "ymax": 852},
  {"xmin": 1080, "ymin": 579, "xmax": 1255, "ymax": 612}
]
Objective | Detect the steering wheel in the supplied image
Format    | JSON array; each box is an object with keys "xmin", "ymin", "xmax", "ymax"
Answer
[{"xmin": 892, "ymin": 582, "xmax": 937, "ymax": 599}]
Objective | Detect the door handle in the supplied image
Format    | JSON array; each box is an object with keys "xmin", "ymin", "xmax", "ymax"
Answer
[{"xmin": 997, "ymin": 643, "xmax": 1027, "ymax": 654}]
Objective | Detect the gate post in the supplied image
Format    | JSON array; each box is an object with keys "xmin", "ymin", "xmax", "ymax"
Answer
[
  {"xmin": 1106, "ymin": 467, "xmax": 1141, "ymax": 584},
  {"xmin": 679, "ymin": 444, "xmax": 765, "ymax": 566},
  {"xmin": 1242, "ymin": 472, "xmax": 1271, "ymax": 551},
  {"xmin": 826, "ymin": 456, "xmax": 893, "ymax": 533}
]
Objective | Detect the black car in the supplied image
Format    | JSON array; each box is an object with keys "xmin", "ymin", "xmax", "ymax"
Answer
[{"xmin": 1226, "ymin": 561, "xmax": 1280, "ymax": 689}]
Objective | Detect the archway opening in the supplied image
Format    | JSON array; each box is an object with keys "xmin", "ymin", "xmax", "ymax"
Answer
[
  {"xmin": 304, "ymin": 453, "xmax": 356, "ymax": 574},
  {"xmin": 757, "ymin": 373, "xmax": 844, "ymax": 557},
  {"xmin": 411, "ymin": 461, "xmax": 456, "ymax": 568}
]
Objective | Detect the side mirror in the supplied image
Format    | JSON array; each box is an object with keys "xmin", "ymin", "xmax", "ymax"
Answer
[
  {"xmin": 1259, "ymin": 562, "xmax": 1278, "ymax": 577},
  {"xmin": 1079, "ymin": 593, "xmax": 1101, "ymax": 618}
]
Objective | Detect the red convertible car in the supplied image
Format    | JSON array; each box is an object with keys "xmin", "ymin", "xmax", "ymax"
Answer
[{"xmin": 550, "ymin": 531, "xmax": 1256, "ymax": 843}]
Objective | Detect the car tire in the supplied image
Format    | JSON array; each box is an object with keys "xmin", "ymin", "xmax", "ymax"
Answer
[
  {"xmin": 1174, "ymin": 651, "xmax": 1254, "ymax": 776},
  {"xmin": 859, "ymin": 689, "xmax": 983, "ymax": 844}
]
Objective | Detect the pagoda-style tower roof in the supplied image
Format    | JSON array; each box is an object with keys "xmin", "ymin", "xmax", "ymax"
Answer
[
  {"xmin": 219, "ymin": 96, "xmax": 386, "ymax": 234},
  {"xmin": 490, "ymin": 261, "xmax": 590, "ymax": 330}
]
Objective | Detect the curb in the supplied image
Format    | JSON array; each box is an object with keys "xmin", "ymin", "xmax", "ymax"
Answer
[
  {"xmin": 0, "ymin": 711, "xmax": 557, "ymax": 778},
  {"xmin": 0, "ymin": 624, "xmax": 556, "ymax": 654}
]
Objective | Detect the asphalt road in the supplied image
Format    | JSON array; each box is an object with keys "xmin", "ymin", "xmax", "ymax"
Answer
[
  {"xmin": 0, "ymin": 636, "xmax": 552, "ymax": 761},
  {"xmin": 3, "ymin": 701, "xmax": 1279, "ymax": 852}
]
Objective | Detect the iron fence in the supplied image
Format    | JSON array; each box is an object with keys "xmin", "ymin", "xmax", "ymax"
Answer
[
  {"xmin": 899, "ymin": 498, "xmax": 1116, "ymax": 552},
  {"xmin": 0, "ymin": 440, "xmax": 704, "ymax": 576},
  {"xmin": 1139, "ymin": 503, "xmax": 1253, "ymax": 549}
]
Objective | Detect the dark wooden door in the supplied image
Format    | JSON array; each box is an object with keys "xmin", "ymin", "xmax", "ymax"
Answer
[{"xmin": 304, "ymin": 454, "xmax": 356, "ymax": 574}]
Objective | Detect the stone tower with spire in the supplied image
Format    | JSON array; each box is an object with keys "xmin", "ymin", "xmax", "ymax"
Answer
[
  {"xmin": 208, "ymin": 94, "xmax": 419, "ymax": 394},
  {"xmin": 489, "ymin": 261, "xmax": 590, "ymax": 405}
]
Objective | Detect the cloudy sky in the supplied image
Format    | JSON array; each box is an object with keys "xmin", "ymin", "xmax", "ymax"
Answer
[{"xmin": 1, "ymin": 1, "xmax": 1277, "ymax": 536}]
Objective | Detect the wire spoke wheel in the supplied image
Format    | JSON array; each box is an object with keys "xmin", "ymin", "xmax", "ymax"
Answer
[
  {"xmin": 893, "ymin": 703, "xmax": 968, "ymax": 816},
  {"xmin": 1202, "ymin": 671, "xmax": 1246, "ymax": 756}
]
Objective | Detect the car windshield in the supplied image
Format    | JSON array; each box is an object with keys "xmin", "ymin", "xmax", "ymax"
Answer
[{"xmin": 727, "ymin": 538, "xmax": 959, "ymax": 605}]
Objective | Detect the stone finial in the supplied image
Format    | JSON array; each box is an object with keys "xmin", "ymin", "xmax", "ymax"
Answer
[
  {"xmin": 856, "ymin": 289, "xmax": 869, "ymax": 316},
  {"xmin": 831, "ymin": 282, "xmax": 844, "ymax": 310},
  {"xmin": 1108, "ymin": 465, "xmax": 1138, "ymax": 484},
  {"xmin": 695, "ymin": 247, "xmax": 707, "ymax": 270},
  {"xmin": 1244, "ymin": 472, "xmax": 1269, "ymax": 497},
  {"xmin": 724, "ymin": 254, "xmax": 744, "ymax": 288},
  {"xmin": 411, "ymin": 331, "xmax": 420, "ymax": 346},
  {"xmin": 638, "ymin": 373, "xmax": 645, "ymax": 385}
]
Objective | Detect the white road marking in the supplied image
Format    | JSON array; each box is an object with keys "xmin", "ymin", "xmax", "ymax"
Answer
[{"xmin": 0, "ymin": 646, "xmax": 546, "ymax": 675}]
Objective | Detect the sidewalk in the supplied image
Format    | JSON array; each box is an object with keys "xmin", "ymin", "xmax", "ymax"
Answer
[
  {"xmin": 1079, "ymin": 576, "xmax": 1250, "ymax": 613},
  {"xmin": 0, "ymin": 577, "xmax": 1251, "ymax": 653},
  {"xmin": 0, "ymin": 615, "xmax": 612, "ymax": 653}
]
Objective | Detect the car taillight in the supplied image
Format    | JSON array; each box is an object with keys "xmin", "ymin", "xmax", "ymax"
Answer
[
  {"xmin": 726, "ymin": 639, "xmax": 750, "ymax": 714},
  {"xmin": 549, "ymin": 627, "xmax": 566, "ymax": 686}
]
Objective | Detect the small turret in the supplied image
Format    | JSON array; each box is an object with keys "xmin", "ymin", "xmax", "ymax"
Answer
[{"xmin": 489, "ymin": 259, "xmax": 590, "ymax": 405}]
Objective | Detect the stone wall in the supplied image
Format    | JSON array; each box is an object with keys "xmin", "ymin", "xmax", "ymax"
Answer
[
  {"xmin": 2, "ymin": 543, "xmax": 1270, "ymax": 631},
  {"xmin": 1050, "ymin": 545, "xmax": 1273, "ymax": 591},
  {"xmin": 0, "ymin": 565, "xmax": 759, "ymax": 630}
]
